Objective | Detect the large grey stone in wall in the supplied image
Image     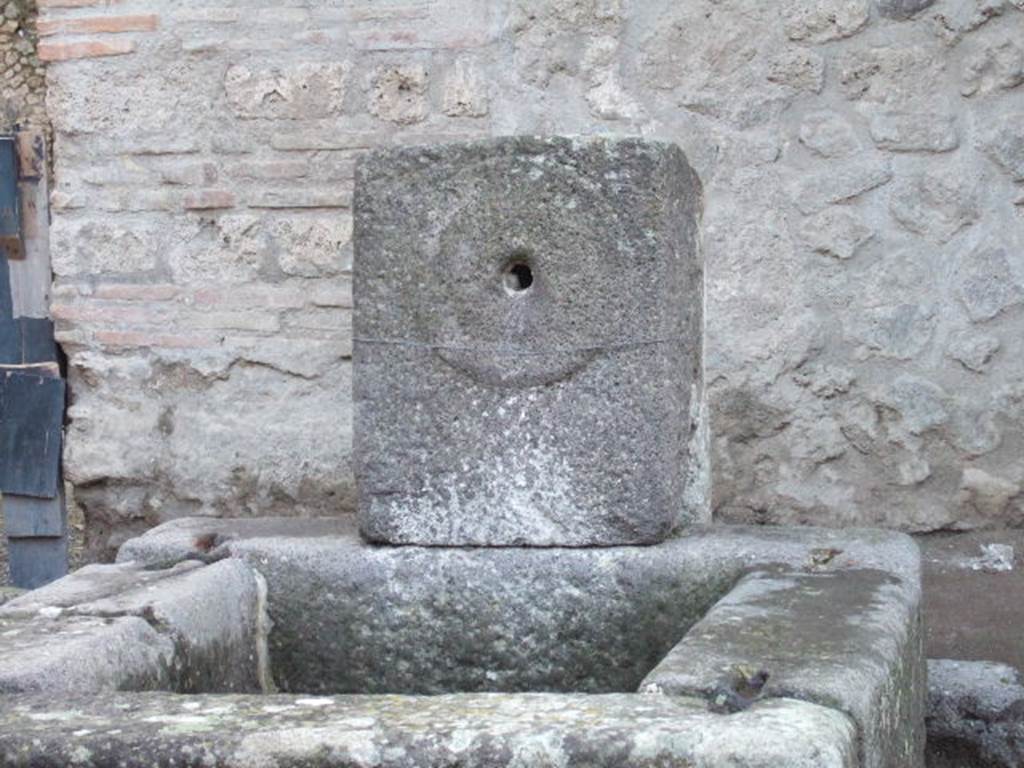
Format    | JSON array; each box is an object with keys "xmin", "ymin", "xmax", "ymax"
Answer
[{"xmin": 353, "ymin": 136, "xmax": 704, "ymax": 546}]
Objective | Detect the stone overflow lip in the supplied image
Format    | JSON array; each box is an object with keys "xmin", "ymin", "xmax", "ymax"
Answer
[{"xmin": 0, "ymin": 517, "xmax": 925, "ymax": 767}]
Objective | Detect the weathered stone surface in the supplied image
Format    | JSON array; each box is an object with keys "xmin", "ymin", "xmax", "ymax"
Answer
[
  {"xmin": 957, "ymin": 468, "xmax": 1020, "ymax": 524},
  {"xmin": 851, "ymin": 304, "xmax": 935, "ymax": 360},
  {"xmin": 64, "ymin": 352, "xmax": 355, "ymax": 561},
  {"xmin": 272, "ymin": 215, "xmax": 352, "ymax": 278},
  {"xmin": 868, "ymin": 112, "xmax": 958, "ymax": 152},
  {"xmin": 794, "ymin": 363, "xmax": 855, "ymax": 397},
  {"xmin": 926, "ymin": 659, "xmax": 1024, "ymax": 768},
  {"xmin": 837, "ymin": 44, "xmax": 945, "ymax": 104},
  {"xmin": 367, "ymin": 64, "xmax": 428, "ymax": 124},
  {"xmin": 443, "ymin": 58, "xmax": 490, "ymax": 116},
  {"xmin": 0, "ymin": 691, "xmax": 859, "ymax": 768},
  {"xmin": 782, "ymin": 0, "xmax": 871, "ymax": 43},
  {"xmin": 640, "ymin": 570, "xmax": 925, "ymax": 768},
  {"xmin": 117, "ymin": 517, "xmax": 921, "ymax": 696},
  {"xmin": 0, "ymin": 560, "xmax": 270, "ymax": 693},
  {"xmin": 767, "ymin": 48, "xmax": 825, "ymax": 92},
  {"xmin": 354, "ymin": 137, "xmax": 704, "ymax": 546},
  {"xmin": 798, "ymin": 208, "xmax": 874, "ymax": 259},
  {"xmin": 954, "ymin": 242, "xmax": 1024, "ymax": 322},
  {"xmin": 884, "ymin": 374, "xmax": 948, "ymax": 434},
  {"xmin": 947, "ymin": 330, "xmax": 1001, "ymax": 372},
  {"xmin": 889, "ymin": 165, "xmax": 980, "ymax": 242},
  {"xmin": 799, "ymin": 111, "xmax": 863, "ymax": 158},
  {"xmin": 876, "ymin": 0, "xmax": 935, "ymax": 20},
  {"xmin": 224, "ymin": 63, "xmax": 349, "ymax": 119},
  {"xmin": 793, "ymin": 156, "xmax": 891, "ymax": 213},
  {"xmin": 962, "ymin": 42, "xmax": 1024, "ymax": 97},
  {"xmin": 0, "ymin": 614, "xmax": 174, "ymax": 693},
  {"xmin": 0, "ymin": 560, "xmax": 203, "ymax": 615}
]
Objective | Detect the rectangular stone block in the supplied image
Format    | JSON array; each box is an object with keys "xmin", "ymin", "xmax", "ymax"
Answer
[
  {"xmin": 0, "ymin": 691, "xmax": 859, "ymax": 768},
  {"xmin": 353, "ymin": 136, "xmax": 704, "ymax": 546},
  {"xmin": 0, "ymin": 560, "xmax": 271, "ymax": 694},
  {"xmin": 0, "ymin": 614, "xmax": 174, "ymax": 694},
  {"xmin": 115, "ymin": 518, "xmax": 921, "ymax": 698},
  {"xmin": 640, "ymin": 570, "xmax": 926, "ymax": 768}
]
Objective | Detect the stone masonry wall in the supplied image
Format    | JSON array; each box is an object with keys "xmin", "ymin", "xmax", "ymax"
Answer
[
  {"xmin": 0, "ymin": 0, "xmax": 46, "ymax": 132},
  {"xmin": 35, "ymin": 0, "xmax": 1024, "ymax": 560}
]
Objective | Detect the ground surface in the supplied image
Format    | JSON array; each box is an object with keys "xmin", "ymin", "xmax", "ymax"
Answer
[{"xmin": 918, "ymin": 530, "xmax": 1024, "ymax": 672}]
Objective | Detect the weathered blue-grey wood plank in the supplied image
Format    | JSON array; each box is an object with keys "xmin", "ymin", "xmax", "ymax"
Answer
[
  {"xmin": 0, "ymin": 369, "xmax": 64, "ymax": 497},
  {"xmin": 0, "ymin": 318, "xmax": 58, "ymax": 364},
  {"xmin": 3, "ymin": 492, "xmax": 64, "ymax": 537},
  {"xmin": 8, "ymin": 536, "xmax": 68, "ymax": 589},
  {"xmin": 11, "ymin": 130, "xmax": 51, "ymax": 318},
  {"xmin": 18, "ymin": 318, "xmax": 57, "ymax": 363},
  {"xmin": 0, "ymin": 136, "xmax": 20, "ymax": 261},
  {"xmin": 0, "ymin": 139, "xmax": 11, "ymax": 322}
]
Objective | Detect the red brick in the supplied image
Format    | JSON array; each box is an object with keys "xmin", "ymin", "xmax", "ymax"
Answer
[
  {"xmin": 309, "ymin": 280, "xmax": 353, "ymax": 309},
  {"xmin": 97, "ymin": 190, "xmax": 177, "ymax": 213},
  {"xmin": 37, "ymin": 0, "xmax": 115, "ymax": 7},
  {"xmin": 192, "ymin": 286, "xmax": 308, "ymax": 310},
  {"xmin": 183, "ymin": 311, "xmax": 280, "ymax": 333},
  {"xmin": 53, "ymin": 327, "xmax": 89, "ymax": 346},
  {"xmin": 38, "ymin": 39, "xmax": 135, "ymax": 62},
  {"xmin": 92, "ymin": 284, "xmax": 179, "ymax": 301},
  {"xmin": 51, "ymin": 302, "xmax": 170, "ymax": 325},
  {"xmin": 169, "ymin": 8, "xmax": 240, "ymax": 24},
  {"xmin": 94, "ymin": 330, "xmax": 220, "ymax": 349},
  {"xmin": 37, "ymin": 14, "xmax": 158, "ymax": 36},
  {"xmin": 348, "ymin": 6, "xmax": 429, "ymax": 22},
  {"xmin": 247, "ymin": 189, "xmax": 351, "ymax": 209},
  {"xmin": 51, "ymin": 283, "xmax": 87, "ymax": 300},
  {"xmin": 269, "ymin": 131, "xmax": 377, "ymax": 152},
  {"xmin": 183, "ymin": 190, "xmax": 235, "ymax": 210},
  {"xmin": 282, "ymin": 308, "xmax": 351, "ymax": 332},
  {"xmin": 229, "ymin": 161, "xmax": 309, "ymax": 181}
]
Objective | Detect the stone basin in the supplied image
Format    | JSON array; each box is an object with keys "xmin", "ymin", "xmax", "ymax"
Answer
[{"xmin": 0, "ymin": 518, "xmax": 925, "ymax": 767}]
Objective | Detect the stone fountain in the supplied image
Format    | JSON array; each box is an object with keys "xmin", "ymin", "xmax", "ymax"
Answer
[{"xmin": 0, "ymin": 137, "xmax": 924, "ymax": 768}]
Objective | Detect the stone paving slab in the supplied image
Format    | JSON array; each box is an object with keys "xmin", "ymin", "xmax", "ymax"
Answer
[
  {"xmin": 0, "ymin": 691, "xmax": 859, "ymax": 768},
  {"xmin": 640, "ymin": 570, "xmax": 925, "ymax": 768},
  {"xmin": 117, "ymin": 518, "xmax": 921, "ymax": 699}
]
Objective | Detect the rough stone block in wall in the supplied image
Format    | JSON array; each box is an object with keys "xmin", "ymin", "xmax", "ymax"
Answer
[{"xmin": 354, "ymin": 137, "xmax": 704, "ymax": 546}]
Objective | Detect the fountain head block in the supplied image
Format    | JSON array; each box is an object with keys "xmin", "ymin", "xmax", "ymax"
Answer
[{"xmin": 354, "ymin": 136, "xmax": 705, "ymax": 546}]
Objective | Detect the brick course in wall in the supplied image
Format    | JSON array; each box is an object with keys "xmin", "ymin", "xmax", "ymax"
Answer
[{"xmin": 32, "ymin": 0, "xmax": 1024, "ymax": 560}]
